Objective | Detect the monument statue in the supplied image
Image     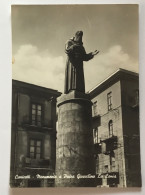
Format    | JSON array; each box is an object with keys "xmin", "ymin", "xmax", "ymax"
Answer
[
  {"xmin": 64, "ymin": 31, "xmax": 99, "ymax": 94},
  {"xmin": 56, "ymin": 31, "xmax": 97, "ymax": 187}
]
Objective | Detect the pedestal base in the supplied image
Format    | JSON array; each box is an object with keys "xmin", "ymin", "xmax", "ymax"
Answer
[{"xmin": 55, "ymin": 91, "xmax": 96, "ymax": 187}]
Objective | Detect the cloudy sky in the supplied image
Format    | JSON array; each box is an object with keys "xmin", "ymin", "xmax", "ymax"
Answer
[{"xmin": 12, "ymin": 4, "xmax": 138, "ymax": 92}]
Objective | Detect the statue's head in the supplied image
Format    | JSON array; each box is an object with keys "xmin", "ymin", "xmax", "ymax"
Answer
[{"xmin": 74, "ymin": 31, "xmax": 83, "ymax": 43}]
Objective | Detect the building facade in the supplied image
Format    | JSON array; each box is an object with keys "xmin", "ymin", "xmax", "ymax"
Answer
[
  {"xmin": 89, "ymin": 69, "xmax": 141, "ymax": 187},
  {"xmin": 10, "ymin": 69, "xmax": 141, "ymax": 188},
  {"xmin": 10, "ymin": 80, "xmax": 61, "ymax": 187}
]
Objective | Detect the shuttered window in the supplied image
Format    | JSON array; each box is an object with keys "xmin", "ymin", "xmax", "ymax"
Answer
[
  {"xmin": 29, "ymin": 139, "xmax": 42, "ymax": 159},
  {"xmin": 31, "ymin": 104, "xmax": 42, "ymax": 126}
]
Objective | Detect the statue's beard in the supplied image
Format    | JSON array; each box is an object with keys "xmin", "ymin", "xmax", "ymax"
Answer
[{"xmin": 74, "ymin": 35, "xmax": 83, "ymax": 44}]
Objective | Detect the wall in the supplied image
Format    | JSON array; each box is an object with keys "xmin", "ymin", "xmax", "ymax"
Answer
[
  {"xmin": 10, "ymin": 85, "xmax": 59, "ymax": 187},
  {"xmin": 91, "ymin": 81, "xmax": 126, "ymax": 187}
]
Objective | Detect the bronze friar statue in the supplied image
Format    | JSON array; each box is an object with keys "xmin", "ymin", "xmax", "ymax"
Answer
[{"xmin": 64, "ymin": 31, "xmax": 99, "ymax": 94}]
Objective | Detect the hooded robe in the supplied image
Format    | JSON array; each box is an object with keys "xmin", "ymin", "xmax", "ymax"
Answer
[{"xmin": 64, "ymin": 37, "xmax": 94, "ymax": 94}]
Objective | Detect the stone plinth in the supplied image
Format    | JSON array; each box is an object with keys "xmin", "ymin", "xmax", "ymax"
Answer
[{"xmin": 55, "ymin": 91, "xmax": 96, "ymax": 187}]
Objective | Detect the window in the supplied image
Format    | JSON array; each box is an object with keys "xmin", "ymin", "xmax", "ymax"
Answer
[
  {"xmin": 110, "ymin": 151, "xmax": 115, "ymax": 167},
  {"xmin": 31, "ymin": 103, "xmax": 42, "ymax": 126},
  {"xmin": 93, "ymin": 101, "xmax": 97, "ymax": 115},
  {"xmin": 101, "ymin": 142, "xmax": 106, "ymax": 153},
  {"xmin": 29, "ymin": 139, "xmax": 42, "ymax": 159},
  {"xmin": 109, "ymin": 120, "xmax": 113, "ymax": 137},
  {"xmin": 107, "ymin": 92, "xmax": 112, "ymax": 111},
  {"xmin": 93, "ymin": 128, "xmax": 98, "ymax": 144}
]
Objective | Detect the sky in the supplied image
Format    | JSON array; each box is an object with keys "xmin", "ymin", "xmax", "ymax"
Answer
[{"xmin": 12, "ymin": 4, "xmax": 139, "ymax": 93}]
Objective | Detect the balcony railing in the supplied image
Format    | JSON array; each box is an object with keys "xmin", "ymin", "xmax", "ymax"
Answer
[
  {"xmin": 25, "ymin": 157, "xmax": 50, "ymax": 168},
  {"xmin": 94, "ymin": 136, "xmax": 118, "ymax": 155},
  {"xmin": 101, "ymin": 136, "xmax": 118, "ymax": 154}
]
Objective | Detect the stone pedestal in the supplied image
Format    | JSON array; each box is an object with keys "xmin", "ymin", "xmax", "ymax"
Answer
[{"xmin": 55, "ymin": 90, "xmax": 96, "ymax": 187}]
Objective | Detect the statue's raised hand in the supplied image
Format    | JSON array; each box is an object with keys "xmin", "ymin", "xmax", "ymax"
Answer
[{"xmin": 92, "ymin": 50, "xmax": 99, "ymax": 56}]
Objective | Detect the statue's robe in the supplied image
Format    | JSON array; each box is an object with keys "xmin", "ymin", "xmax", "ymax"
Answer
[{"xmin": 64, "ymin": 38, "xmax": 94, "ymax": 94}]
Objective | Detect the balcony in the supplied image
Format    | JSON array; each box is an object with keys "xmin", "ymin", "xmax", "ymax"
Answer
[
  {"xmin": 22, "ymin": 123, "xmax": 54, "ymax": 133},
  {"xmin": 25, "ymin": 157, "xmax": 50, "ymax": 168},
  {"xmin": 92, "ymin": 114, "xmax": 101, "ymax": 121},
  {"xmin": 101, "ymin": 136, "xmax": 118, "ymax": 154},
  {"xmin": 21, "ymin": 115, "xmax": 54, "ymax": 130}
]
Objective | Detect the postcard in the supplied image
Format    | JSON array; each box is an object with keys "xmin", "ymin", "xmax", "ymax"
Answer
[{"xmin": 10, "ymin": 4, "xmax": 141, "ymax": 187}]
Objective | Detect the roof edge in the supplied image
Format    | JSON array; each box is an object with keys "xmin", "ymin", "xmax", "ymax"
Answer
[
  {"xmin": 12, "ymin": 79, "xmax": 62, "ymax": 95},
  {"xmin": 88, "ymin": 68, "xmax": 139, "ymax": 95}
]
